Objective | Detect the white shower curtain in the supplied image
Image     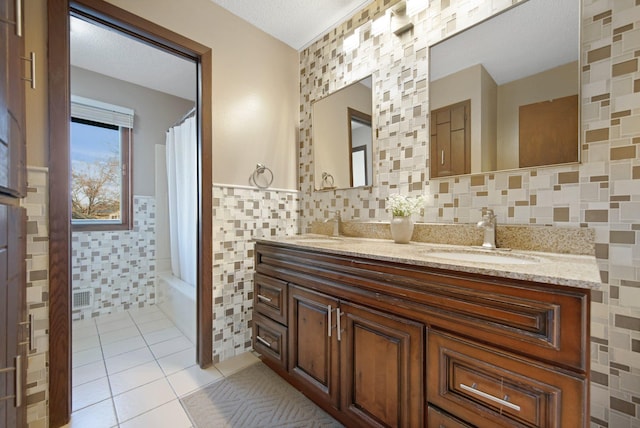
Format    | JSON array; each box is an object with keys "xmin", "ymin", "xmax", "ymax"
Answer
[{"xmin": 165, "ymin": 115, "xmax": 197, "ymax": 287}]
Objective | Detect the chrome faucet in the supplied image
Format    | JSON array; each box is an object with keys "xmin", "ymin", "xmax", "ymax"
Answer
[
  {"xmin": 477, "ymin": 208, "xmax": 497, "ymax": 249},
  {"xmin": 325, "ymin": 210, "xmax": 341, "ymax": 237}
]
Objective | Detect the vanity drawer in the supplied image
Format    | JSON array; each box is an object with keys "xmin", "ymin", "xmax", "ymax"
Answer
[
  {"xmin": 254, "ymin": 273, "xmax": 288, "ymax": 325},
  {"xmin": 253, "ymin": 312, "xmax": 287, "ymax": 370},
  {"xmin": 427, "ymin": 330, "xmax": 586, "ymax": 428},
  {"xmin": 427, "ymin": 406, "xmax": 473, "ymax": 427}
]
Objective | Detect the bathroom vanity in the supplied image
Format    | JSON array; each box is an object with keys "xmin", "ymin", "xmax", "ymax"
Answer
[{"xmin": 252, "ymin": 235, "xmax": 600, "ymax": 427}]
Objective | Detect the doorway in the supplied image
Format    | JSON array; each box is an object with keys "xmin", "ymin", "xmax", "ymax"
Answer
[{"xmin": 48, "ymin": 1, "xmax": 212, "ymax": 426}]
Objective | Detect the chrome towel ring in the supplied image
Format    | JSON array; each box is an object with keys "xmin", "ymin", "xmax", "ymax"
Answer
[
  {"xmin": 321, "ymin": 172, "xmax": 334, "ymax": 189},
  {"xmin": 250, "ymin": 163, "xmax": 274, "ymax": 189}
]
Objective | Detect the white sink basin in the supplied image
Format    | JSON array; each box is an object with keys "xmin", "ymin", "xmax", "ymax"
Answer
[{"xmin": 426, "ymin": 249, "xmax": 540, "ymax": 265}]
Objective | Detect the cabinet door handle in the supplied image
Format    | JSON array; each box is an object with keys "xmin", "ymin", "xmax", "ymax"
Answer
[
  {"xmin": 19, "ymin": 314, "xmax": 34, "ymax": 351},
  {"xmin": 0, "ymin": 0, "xmax": 22, "ymax": 37},
  {"xmin": 257, "ymin": 294, "xmax": 272, "ymax": 303},
  {"xmin": 21, "ymin": 51, "xmax": 35, "ymax": 89},
  {"xmin": 255, "ymin": 335, "xmax": 271, "ymax": 348},
  {"xmin": 16, "ymin": 0, "xmax": 21, "ymax": 37},
  {"xmin": 327, "ymin": 305, "xmax": 332, "ymax": 337},
  {"xmin": 336, "ymin": 309, "xmax": 342, "ymax": 342},
  {"xmin": 0, "ymin": 356, "xmax": 22, "ymax": 407},
  {"xmin": 441, "ymin": 150, "xmax": 445, "ymax": 165},
  {"xmin": 459, "ymin": 382, "xmax": 521, "ymax": 412}
]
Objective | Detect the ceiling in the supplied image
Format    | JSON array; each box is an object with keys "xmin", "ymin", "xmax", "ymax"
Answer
[
  {"xmin": 430, "ymin": 0, "xmax": 578, "ymax": 85},
  {"xmin": 70, "ymin": 16, "xmax": 197, "ymax": 101},
  {"xmin": 69, "ymin": 1, "xmax": 371, "ymax": 101},
  {"xmin": 209, "ymin": 0, "xmax": 373, "ymax": 50},
  {"xmin": 70, "ymin": 0, "xmax": 578, "ymax": 102}
]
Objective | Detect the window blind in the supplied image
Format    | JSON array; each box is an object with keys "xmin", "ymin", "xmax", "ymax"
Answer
[{"xmin": 71, "ymin": 95, "xmax": 134, "ymax": 128}]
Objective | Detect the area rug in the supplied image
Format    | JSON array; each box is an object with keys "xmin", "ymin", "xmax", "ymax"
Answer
[{"xmin": 181, "ymin": 362, "xmax": 344, "ymax": 427}]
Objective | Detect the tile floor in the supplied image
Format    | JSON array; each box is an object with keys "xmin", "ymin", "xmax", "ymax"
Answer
[{"xmin": 66, "ymin": 305, "xmax": 260, "ymax": 428}]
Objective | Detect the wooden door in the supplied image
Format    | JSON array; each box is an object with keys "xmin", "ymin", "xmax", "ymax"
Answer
[
  {"xmin": 340, "ymin": 301, "xmax": 424, "ymax": 428},
  {"xmin": 0, "ymin": 204, "xmax": 27, "ymax": 428},
  {"xmin": 519, "ymin": 94, "xmax": 578, "ymax": 168},
  {"xmin": 288, "ymin": 284, "xmax": 340, "ymax": 408},
  {"xmin": 430, "ymin": 100, "xmax": 470, "ymax": 177}
]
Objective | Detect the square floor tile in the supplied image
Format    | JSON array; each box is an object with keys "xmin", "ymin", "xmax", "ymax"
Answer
[
  {"xmin": 72, "ymin": 346, "xmax": 103, "ymax": 368},
  {"xmin": 101, "ymin": 335, "xmax": 147, "ymax": 359},
  {"xmin": 72, "ymin": 334, "xmax": 101, "ymax": 353},
  {"xmin": 100, "ymin": 326, "xmax": 141, "ymax": 346},
  {"xmin": 72, "ymin": 377, "xmax": 111, "ymax": 412},
  {"xmin": 129, "ymin": 308, "xmax": 166, "ymax": 324},
  {"xmin": 157, "ymin": 348, "xmax": 196, "ymax": 376},
  {"xmin": 70, "ymin": 398, "xmax": 117, "ymax": 428},
  {"xmin": 97, "ymin": 317, "xmax": 136, "ymax": 334},
  {"xmin": 149, "ymin": 336, "xmax": 194, "ymax": 360},
  {"xmin": 95, "ymin": 311, "xmax": 131, "ymax": 325},
  {"xmin": 136, "ymin": 317, "xmax": 175, "ymax": 334},
  {"xmin": 72, "ymin": 360, "xmax": 107, "ymax": 387},
  {"xmin": 167, "ymin": 364, "xmax": 223, "ymax": 397},
  {"xmin": 214, "ymin": 351, "xmax": 260, "ymax": 377},
  {"xmin": 143, "ymin": 327, "xmax": 183, "ymax": 345},
  {"xmin": 109, "ymin": 360, "xmax": 164, "ymax": 396},
  {"xmin": 105, "ymin": 347, "xmax": 155, "ymax": 375},
  {"xmin": 119, "ymin": 399, "xmax": 192, "ymax": 428},
  {"xmin": 72, "ymin": 323, "xmax": 98, "ymax": 340},
  {"xmin": 113, "ymin": 378, "xmax": 177, "ymax": 423}
]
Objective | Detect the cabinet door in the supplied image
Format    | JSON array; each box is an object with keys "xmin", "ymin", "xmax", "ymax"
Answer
[
  {"xmin": 288, "ymin": 284, "xmax": 339, "ymax": 408},
  {"xmin": 0, "ymin": 0, "xmax": 26, "ymax": 198},
  {"xmin": 340, "ymin": 301, "xmax": 424, "ymax": 428},
  {"xmin": 0, "ymin": 204, "xmax": 26, "ymax": 428}
]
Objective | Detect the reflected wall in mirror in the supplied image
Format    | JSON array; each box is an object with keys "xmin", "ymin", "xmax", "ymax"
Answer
[
  {"xmin": 429, "ymin": 0, "xmax": 580, "ymax": 178},
  {"xmin": 313, "ymin": 76, "xmax": 373, "ymax": 190}
]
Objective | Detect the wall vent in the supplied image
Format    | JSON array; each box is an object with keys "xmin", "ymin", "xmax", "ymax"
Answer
[{"xmin": 72, "ymin": 290, "xmax": 92, "ymax": 309}]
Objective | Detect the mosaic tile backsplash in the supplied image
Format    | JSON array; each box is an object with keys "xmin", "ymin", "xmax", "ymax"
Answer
[
  {"xmin": 212, "ymin": 185, "xmax": 300, "ymax": 364},
  {"xmin": 71, "ymin": 196, "xmax": 157, "ymax": 320},
  {"xmin": 299, "ymin": 0, "xmax": 640, "ymax": 426}
]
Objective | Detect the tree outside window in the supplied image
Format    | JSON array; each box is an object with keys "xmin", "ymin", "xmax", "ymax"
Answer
[{"xmin": 71, "ymin": 117, "xmax": 132, "ymax": 231}]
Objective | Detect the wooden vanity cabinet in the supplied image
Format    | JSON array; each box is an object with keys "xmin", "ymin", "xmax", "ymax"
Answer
[
  {"xmin": 253, "ymin": 242, "xmax": 590, "ymax": 428},
  {"xmin": 287, "ymin": 284, "xmax": 424, "ymax": 427}
]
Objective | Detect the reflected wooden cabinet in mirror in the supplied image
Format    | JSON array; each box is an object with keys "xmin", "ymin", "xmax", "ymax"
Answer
[
  {"xmin": 429, "ymin": 0, "xmax": 580, "ymax": 177},
  {"xmin": 253, "ymin": 241, "xmax": 590, "ymax": 427}
]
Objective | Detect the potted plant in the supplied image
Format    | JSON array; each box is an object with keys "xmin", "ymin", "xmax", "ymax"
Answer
[{"xmin": 387, "ymin": 194, "xmax": 425, "ymax": 244}]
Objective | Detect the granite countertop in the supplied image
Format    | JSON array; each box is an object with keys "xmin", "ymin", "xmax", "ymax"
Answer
[{"xmin": 255, "ymin": 234, "xmax": 602, "ymax": 290}]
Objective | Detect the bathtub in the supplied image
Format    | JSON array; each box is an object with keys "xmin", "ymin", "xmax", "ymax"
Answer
[{"xmin": 156, "ymin": 271, "xmax": 196, "ymax": 344}]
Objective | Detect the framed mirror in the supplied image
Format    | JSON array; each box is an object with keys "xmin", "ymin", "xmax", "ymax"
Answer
[
  {"xmin": 429, "ymin": 0, "xmax": 580, "ymax": 178},
  {"xmin": 313, "ymin": 76, "xmax": 373, "ymax": 190}
]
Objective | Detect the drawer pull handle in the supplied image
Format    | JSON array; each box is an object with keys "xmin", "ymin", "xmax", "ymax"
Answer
[
  {"xmin": 459, "ymin": 382, "xmax": 521, "ymax": 412},
  {"xmin": 257, "ymin": 294, "xmax": 272, "ymax": 303},
  {"xmin": 327, "ymin": 305, "xmax": 332, "ymax": 337},
  {"xmin": 256, "ymin": 335, "xmax": 271, "ymax": 348}
]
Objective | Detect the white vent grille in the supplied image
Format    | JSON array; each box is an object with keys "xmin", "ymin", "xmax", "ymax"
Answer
[{"xmin": 72, "ymin": 290, "xmax": 92, "ymax": 309}]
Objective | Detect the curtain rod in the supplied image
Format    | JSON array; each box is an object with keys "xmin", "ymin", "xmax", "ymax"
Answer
[{"xmin": 170, "ymin": 106, "xmax": 196, "ymax": 129}]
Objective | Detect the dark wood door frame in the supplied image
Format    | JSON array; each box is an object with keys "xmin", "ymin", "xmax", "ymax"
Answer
[{"xmin": 47, "ymin": 1, "xmax": 213, "ymax": 426}]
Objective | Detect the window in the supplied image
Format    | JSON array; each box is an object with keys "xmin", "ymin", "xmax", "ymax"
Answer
[{"xmin": 70, "ymin": 96, "xmax": 133, "ymax": 231}]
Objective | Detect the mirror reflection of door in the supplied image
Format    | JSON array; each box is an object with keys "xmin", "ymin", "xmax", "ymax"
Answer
[
  {"xmin": 347, "ymin": 108, "xmax": 372, "ymax": 187},
  {"xmin": 430, "ymin": 100, "xmax": 471, "ymax": 178}
]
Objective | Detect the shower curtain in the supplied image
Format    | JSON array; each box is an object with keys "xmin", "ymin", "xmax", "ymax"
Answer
[{"xmin": 165, "ymin": 114, "xmax": 197, "ymax": 286}]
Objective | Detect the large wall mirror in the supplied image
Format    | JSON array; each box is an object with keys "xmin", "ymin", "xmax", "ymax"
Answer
[
  {"xmin": 313, "ymin": 76, "xmax": 373, "ymax": 190},
  {"xmin": 429, "ymin": 0, "xmax": 580, "ymax": 178}
]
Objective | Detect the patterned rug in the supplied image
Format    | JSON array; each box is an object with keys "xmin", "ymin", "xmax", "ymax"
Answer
[{"xmin": 181, "ymin": 362, "xmax": 344, "ymax": 427}]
